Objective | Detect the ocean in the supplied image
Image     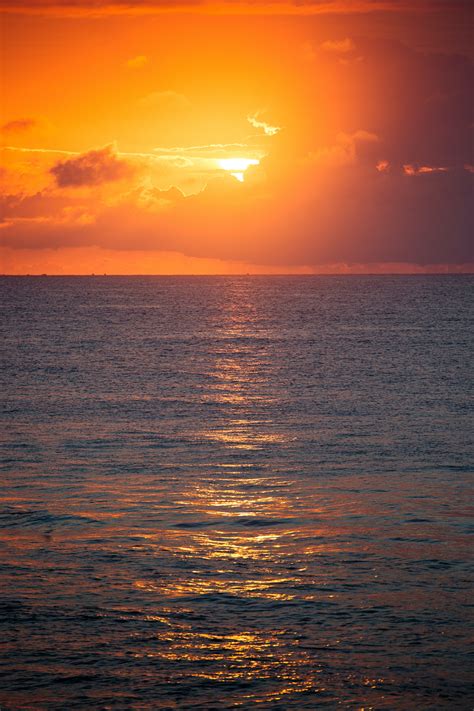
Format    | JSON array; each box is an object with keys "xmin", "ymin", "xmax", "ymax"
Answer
[{"xmin": 1, "ymin": 275, "xmax": 473, "ymax": 709}]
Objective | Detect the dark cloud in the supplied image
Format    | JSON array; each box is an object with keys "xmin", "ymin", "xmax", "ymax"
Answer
[
  {"xmin": 1, "ymin": 118, "xmax": 38, "ymax": 133},
  {"xmin": 0, "ymin": 190, "xmax": 88, "ymax": 222},
  {"xmin": 284, "ymin": 37, "xmax": 473, "ymax": 173},
  {"xmin": 2, "ymin": 161, "xmax": 473, "ymax": 267},
  {"xmin": 50, "ymin": 145, "xmax": 135, "ymax": 188},
  {"xmin": 352, "ymin": 40, "xmax": 472, "ymax": 167},
  {"xmin": 1, "ymin": 0, "xmax": 472, "ymax": 15},
  {"xmin": 2, "ymin": 37, "xmax": 472, "ymax": 270}
]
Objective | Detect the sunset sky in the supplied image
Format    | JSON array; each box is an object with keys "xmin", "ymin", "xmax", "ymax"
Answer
[{"xmin": 1, "ymin": 0, "xmax": 473, "ymax": 274}]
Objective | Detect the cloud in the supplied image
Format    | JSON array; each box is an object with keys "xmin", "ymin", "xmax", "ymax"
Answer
[
  {"xmin": 403, "ymin": 164, "xmax": 448, "ymax": 176},
  {"xmin": 2, "ymin": 37, "xmax": 472, "ymax": 272},
  {"xmin": 305, "ymin": 130, "xmax": 380, "ymax": 168},
  {"xmin": 50, "ymin": 145, "xmax": 135, "ymax": 188},
  {"xmin": 3, "ymin": 155, "xmax": 472, "ymax": 269},
  {"xmin": 247, "ymin": 112, "xmax": 281, "ymax": 137},
  {"xmin": 125, "ymin": 184, "xmax": 185, "ymax": 210},
  {"xmin": 126, "ymin": 54, "xmax": 148, "ymax": 69},
  {"xmin": 139, "ymin": 91, "xmax": 191, "ymax": 112},
  {"xmin": 0, "ymin": 1, "xmax": 471, "ymax": 16},
  {"xmin": 1, "ymin": 143, "xmax": 226, "ymax": 198},
  {"xmin": 320, "ymin": 38, "xmax": 355, "ymax": 53},
  {"xmin": 347, "ymin": 39, "xmax": 474, "ymax": 168},
  {"xmin": 0, "ymin": 245, "xmax": 321, "ymax": 275},
  {"xmin": 1, "ymin": 118, "xmax": 38, "ymax": 134},
  {"xmin": 291, "ymin": 36, "xmax": 474, "ymax": 171}
]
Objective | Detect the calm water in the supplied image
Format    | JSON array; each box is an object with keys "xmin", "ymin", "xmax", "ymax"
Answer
[{"xmin": 1, "ymin": 275, "xmax": 473, "ymax": 710}]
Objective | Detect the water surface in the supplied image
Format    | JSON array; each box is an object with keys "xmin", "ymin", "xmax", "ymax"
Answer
[{"xmin": 1, "ymin": 276, "xmax": 473, "ymax": 709}]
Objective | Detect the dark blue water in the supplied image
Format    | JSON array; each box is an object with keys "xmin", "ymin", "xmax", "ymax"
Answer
[{"xmin": 1, "ymin": 276, "xmax": 473, "ymax": 709}]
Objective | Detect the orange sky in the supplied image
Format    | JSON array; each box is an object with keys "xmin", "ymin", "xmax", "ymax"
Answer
[{"xmin": 1, "ymin": 1, "xmax": 473, "ymax": 274}]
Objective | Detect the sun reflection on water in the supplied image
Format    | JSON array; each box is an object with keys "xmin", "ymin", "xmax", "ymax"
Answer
[
  {"xmin": 130, "ymin": 625, "xmax": 324, "ymax": 703},
  {"xmin": 137, "ymin": 283, "xmax": 322, "ymax": 701}
]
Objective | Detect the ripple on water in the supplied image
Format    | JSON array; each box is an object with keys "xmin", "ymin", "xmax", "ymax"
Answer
[{"xmin": 1, "ymin": 275, "xmax": 473, "ymax": 709}]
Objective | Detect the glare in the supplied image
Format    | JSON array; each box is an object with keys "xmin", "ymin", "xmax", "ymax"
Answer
[{"xmin": 218, "ymin": 158, "xmax": 259, "ymax": 182}]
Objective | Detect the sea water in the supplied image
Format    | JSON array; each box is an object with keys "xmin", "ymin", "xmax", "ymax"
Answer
[{"xmin": 1, "ymin": 276, "xmax": 472, "ymax": 709}]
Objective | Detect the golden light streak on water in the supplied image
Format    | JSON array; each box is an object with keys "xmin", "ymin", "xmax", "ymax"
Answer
[{"xmin": 1, "ymin": 276, "xmax": 472, "ymax": 709}]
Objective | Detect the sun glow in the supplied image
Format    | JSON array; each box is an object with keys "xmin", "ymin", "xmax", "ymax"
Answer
[{"xmin": 218, "ymin": 158, "xmax": 260, "ymax": 182}]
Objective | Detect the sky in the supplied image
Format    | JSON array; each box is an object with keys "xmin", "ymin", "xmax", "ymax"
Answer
[{"xmin": 0, "ymin": 0, "xmax": 473, "ymax": 274}]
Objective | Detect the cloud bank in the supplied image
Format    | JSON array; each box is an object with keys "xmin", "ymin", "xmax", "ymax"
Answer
[
  {"xmin": 1, "ymin": 0, "xmax": 471, "ymax": 15},
  {"xmin": 49, "ymin": 145, "xmax": 135, "ymax": 188},
  {"xmin": 1, "ymin": 32, "xmax": 473, "ymax": 272}
]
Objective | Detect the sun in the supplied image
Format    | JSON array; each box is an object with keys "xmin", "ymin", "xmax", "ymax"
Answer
[{"xmin": 218, "ymin": 158, "xmax": 260, "ymax": 182}]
